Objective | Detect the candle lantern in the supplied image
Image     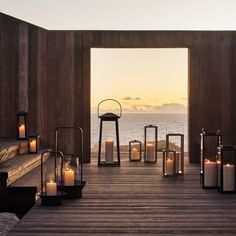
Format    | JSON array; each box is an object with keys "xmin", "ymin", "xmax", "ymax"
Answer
[
  {"xmin": 129, "ymin": 140, "xmax": 142, "ymax": 161},
  {"xmin": 166, "ymin": 134, "xmax": 184, "ymax": 175},
  {"xmin": 219, "ymin": 145, "xmax": 236, "ymax": 194},
  {"xmin": 55, "ymin": 126, "xmax": 86, "ymax": 199},
  {"xmin": 39, "ymin": 151, "xmax": 65, "ymax": 206},
  {"xmin": 163, "ymin": 150, "xmax": 176, "ymax": 176},
  {"xmin": 200, "ymin": 128, "xmax": 222, "ymax": 189},
  {"xmin": 17, "ymin": 111, "xmax": 28, "ymax": 140},
  {"xmin": 97, "ymin": 99, "xmax": 122, "ymax": 167},
  {"xmin": 28, "ymin": 133, "xmax": 40, "ymax": 154},
  {"xmin": 144, "ymin": 125, "xmax": 158, "ymax": 163}
]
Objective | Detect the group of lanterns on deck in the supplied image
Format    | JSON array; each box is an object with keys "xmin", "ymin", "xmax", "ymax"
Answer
[{"xmin": 201, "ymin": 129, "xmax": 236, "ymax": 194}]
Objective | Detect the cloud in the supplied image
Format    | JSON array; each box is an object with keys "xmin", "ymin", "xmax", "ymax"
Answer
[{"xmin": 123, "ymin": 97, "xmax": 141, "ymax": 101}]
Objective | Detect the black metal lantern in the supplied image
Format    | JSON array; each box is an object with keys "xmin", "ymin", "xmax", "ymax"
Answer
[
  {"xmin": 144, "ymin": 125, "xmax": 158, "ymax": 163},
  {"xmin": 166, "ymin": 133, "xmax": 184, "ymax": 175},
  {"xmin": 97, "ymin": 99, "xmax": 122, "ymax": 167},
  {"xmin": 162, "ymin": 149, "xmax": 176, "ymax": 176},
  {"xmin": 39, "ymin": 151, "xmax": 65, "ymax": 206},
  {"xmin": 219, "ymin": 145, "xmax": 236, "ymax": 194},
  {"xmin": 17, "ymin": 111, "xmax": 28, "ymax": 140},
  {"xmin": 28, "ymin": 133, "xmax": 40, "ymax": 154},
  {"xmin": 55, "ymin": 126, "xmax": 86, "ymax": 199},
  {"xmin": 129, "ymin": 140, "xmax": 142, "ymax": 161},
  {"xmin": 200, "ymin": 129, "xmax": 222, "ymax": 189}
]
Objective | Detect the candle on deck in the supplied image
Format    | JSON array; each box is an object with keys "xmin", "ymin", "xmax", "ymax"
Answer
[
  {"xmin": 131, "ymin": 147, "xmax": 139, "ymax": 160},
  {"xmin": 64, "ymin": 169, "xmax": 75, "ymax": 186},
  {"xmin": 19, "ymin": 124, "xmax": 26, "ymax": 138},
  {"xmin": 223, "ymin": 164, "xmax": 235, "ymax": 191},
  {"xmin": 204, "ymin": 159, "xmax": 217, "ymax": 187},
  {"xmin": 105, "ymin": 139, "xmax": 114, "ymax": 163},
  {"xmin": 146, "ymin": 143, "xmax": 155, "ymax": 161},
  {"xmin": 166, "ymin": 158, "xmax": 174, "ymax": 175},
  {"xmin": 46, "ymin": 180, "xmax": 57, "ymax": 196},
  {"xmin": 217, "ymin": 160, "xmax": 221, "ymax": 187},
  {"xmin": 30, "ymin": 139, "xmax": 36, "ymax": 152}
]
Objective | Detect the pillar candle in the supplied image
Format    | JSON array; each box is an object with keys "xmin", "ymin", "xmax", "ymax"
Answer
[
  {"xmin": 146, "ymin": 143, "xmax": 154, "ymax": 161},
  {"xmin": 64, "ymin": 169, "xmax": 75, "ymax": 186},
  {"xmin": 19, "ymin": 124, "xmax": 26, "ymax": 138},
  {"xmin": 131, "ymin": 147, "xmax": 139, "ymax": 160},
  {"xmin": 30, "ymin": 140, "xmax": 36, "ymax": 152},
  {"xmin": 204, "ymin": 159, "xmax": 217, "ymax": 187},
  {"xmin": 166, "ymin": 158, "xmax": 174, "ymax": 175},
  {"xmin": 46, "ymin": 181, "xmax": 57, "ymax": 196},
  {"xmin": 217, "ymin": 160, "xmax": 221, "ymax": 187},
  {"xmin": 105, "ymin": 139, "xmax": 114, "ymax": 163},
  {"xmin": 223, "ymin": 164, "xmax": 235, "ymax": 191}
]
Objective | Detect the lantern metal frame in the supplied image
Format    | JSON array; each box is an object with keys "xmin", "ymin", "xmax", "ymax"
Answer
[
  {"xmin": 219, "ymin": 145, "xmax": 236, "ymax": 194},
  {"xmin": 55, "ymin": 126, "xmax": 86, "ymax": 199},
  {"xmin": 166, "ymin": 133, "xmax": 184, "ymax": 175},
  {"xmin": 129, "ymin": 140, "xmax": 142, "ymax": 161},
  {"xmin": 97, "ymin": 99, "xmax": 122, "ymax": 167},
  {"xmin": 28, "ymin": 133, "xmax": 40, "ymax": 154},
  {"xmin": 200, "ymin": 128, "xmax": 222, "ymax": 189},
  {"xmin": 144, "ymin": 125, "xmax": 158, "ymax": 163},
  {"xmin": 16, "ymin": 111, "xmax": 28, "ymax": 140},
  {"xmin": 39, "ymin": 150, "xmax": 65, "ymax": 206},
  {"xmin": 162, "ymin": 149, "xmax": 176, "ymax": 177}
]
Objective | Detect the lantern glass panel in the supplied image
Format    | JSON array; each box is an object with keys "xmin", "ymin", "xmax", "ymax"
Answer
[
  {"xmin": 17, "ymin": 112, "xmax": 28, "ymax": 139},
  {"xmin": 129, "ymin": 140, "xmax": 141, "ymax": 161},
  {"xmin": 163, "ymin": 150, "xmax": 176, "ymax": 176},
  {"xmin": 28, "ymin": 135, "xmax": 39, "ymax": 153}
]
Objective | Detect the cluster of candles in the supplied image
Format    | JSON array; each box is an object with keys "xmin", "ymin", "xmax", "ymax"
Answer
[
  {"xmin": 46, "ymin": 167, "xmax": 75, "ymax": 196},
  {"xmin": 204, "ymin": 158, "xmax": 235, "ymax": 191}
]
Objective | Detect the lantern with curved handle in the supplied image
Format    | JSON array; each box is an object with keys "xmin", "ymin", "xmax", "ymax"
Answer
[{"xmin": 97, "ymin": 99, "xmax": 122, "ymax": 118}]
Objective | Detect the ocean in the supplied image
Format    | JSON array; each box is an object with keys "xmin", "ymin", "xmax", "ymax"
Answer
[{"xmin": 91, "ymin": 113, "xmax": 188, "ymax": 151}]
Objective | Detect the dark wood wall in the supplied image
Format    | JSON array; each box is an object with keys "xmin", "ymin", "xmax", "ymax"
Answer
[{"xmin": 0, "ymin": 12, "xmax": 236, "ymax": 163}]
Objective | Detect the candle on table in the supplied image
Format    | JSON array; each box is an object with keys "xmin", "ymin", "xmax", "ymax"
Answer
[
  {"xmin": 204, "ymin": 159, "xmax": 217, "ymax": 187},
  {"xmin": 105, "ymin": 139, "xmax": 114, "ymax": 163},
  {"xmin": 19, "ymin": 124, "xmax": 26, "ymax": 138},
  {"xmin": 30, "ymin": 139, "xmax": 36, "ymax": 152},
  {"xmin": 46, "ymin": 180, "xmax": 57, "ymax": 196},
  {"xmin": 146, "ymin": 143, "xmax": 154, "ymax": 161},
  {"xmin": 223, "ymin": 163, "xmax": 235, "ymax": 191},
  {"xmin": 64, "ymin": 168, "xmax": 75, "ymax": 186},
  {"xmin": 166, "ymin": 158, "xmax": 174, "ymax": 175},
  {"xmin": 217, "ymin": 160, "xmax": 221, "ymax": 187},
  {"xmin": 131, "ymin": 147, "xmax": 139, "ymax": 160}
]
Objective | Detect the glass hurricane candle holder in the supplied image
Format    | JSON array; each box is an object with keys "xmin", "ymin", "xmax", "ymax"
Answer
[
  {"xmin": 200, "ymin": 129, "xmax": 222, "ymax": 189},
  {"xmin": 28, "ymin": 133, "xmax": 40, "ymax": 154},
  {"xmin": 17, "ymin": 111, "xmax": 28, "ymax": 140},
  {"xmin": 129, "ymin": 140, "xmax": 142, "ymax": 161},
  {"xmin": 162, "ymin": 150, "xmax": 176, "ymax": 177},
  {"xmin": 144, "ymin": 125, "xmax": 158, "ymax": 163}
]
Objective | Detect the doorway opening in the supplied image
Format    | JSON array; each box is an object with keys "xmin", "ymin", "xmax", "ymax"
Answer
[{"xmin": 91, "ymin": 48, "xmax": 188, "ymax": 157}]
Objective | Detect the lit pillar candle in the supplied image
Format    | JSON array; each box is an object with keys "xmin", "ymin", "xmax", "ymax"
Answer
[
  {"xmin": 223, "ymin": 164, "xmax": 235, "ymax": 191},
  {"xmin": 19, "ymin": 124, "xmax": 26, "ymax": 138},
  {"xmin": 64, "ymin": 169, "xmax": 75, "ymax": 186},
  {"xmin": 131, "ymin": 147, "xmax": 139, "ymax": 160},
  {"xmin": 146, "ymin": 143, "xmax": 154, "ymax": 161},
  {"xmin": 46, "ymin": 180, "xmax": 57, "ymax": 196},
  {"xmin": 217, "ymin": 160, "xmax": 221, "ymax": 187},
  {"xmin": 166, "ymin": 158, "xmax": 174, "ymax": 175},
  {"xmin": 30, "ymin": 140, "xmax": 36, "ymax": 152},
  {"xmin": 204, "ymin": 159, "xmax": 217, "ymax": 187},
  {"xmin": 105, "ymin": 139, "xmax": 114, "ymax": 163}
]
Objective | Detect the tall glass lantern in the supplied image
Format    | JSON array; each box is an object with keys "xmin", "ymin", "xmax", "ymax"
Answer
[
  {"xmin": 166, "ymin": 134, "xmax": 184, "ymax": 175},
  {"xmin": 144, "ymin": 125, "xmax": 158, "ymax": 163},
  {"xmin": 129, "ymin": 140, "xmax": 142, "ymax": 161},
  {"xmin": 28, "ymin": 133, "xmax": 40, "ymax": 154},
  {"xmin": 162, "ymin": 149, "xmax": 176, "ymax": 177},
  {"xmin": 219, "ymin": 145, "xmax": 236, "ymax": 194},
  {"xmin": 97, "ymin": 99, "xmax": 122, "ymax": 167},
  {"xmin": 200, "ymin": 129, "xmax": 222, "ymax": 189},
  {"xmin": 17, "ymin": 111, "xmax": 28, "ymax": 140}
]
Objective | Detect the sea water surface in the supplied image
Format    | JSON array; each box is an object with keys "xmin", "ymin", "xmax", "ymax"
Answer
[{"xmin": 91, "ymin": 113, "xmax": 188, "ymax": 151}]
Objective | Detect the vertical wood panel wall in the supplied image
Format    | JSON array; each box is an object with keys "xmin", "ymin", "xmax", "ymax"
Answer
[{"xmin": 0, "ymin": 12, "xmax": 235, "ymax": 163}]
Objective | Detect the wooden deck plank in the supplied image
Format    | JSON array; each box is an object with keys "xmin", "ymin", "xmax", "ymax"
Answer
[{"xmin": 8, "ymin": 153, "xmax": 236, "ymax": 235}]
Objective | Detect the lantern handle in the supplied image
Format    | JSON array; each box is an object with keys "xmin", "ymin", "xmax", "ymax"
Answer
[
  {"xmin": 97, "ymin": 99, "xmax": 122, "ymax": 118},
  {"xmin": 40, "ymin": 150, "xmax": 64, "ymax": 194},
  {"xmin": 55, "ymin": 126, "xmax": 84, "ymax": 183}
]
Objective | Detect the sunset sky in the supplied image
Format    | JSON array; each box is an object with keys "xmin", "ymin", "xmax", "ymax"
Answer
[{"xmin": 91, "ymin": 48, "xmax": 188, "ymax": 113}]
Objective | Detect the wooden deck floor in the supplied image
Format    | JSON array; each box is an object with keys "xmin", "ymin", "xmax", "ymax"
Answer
[{"xmin": 9, "ymin": 153, "xmax": 236, "ymax": 236}]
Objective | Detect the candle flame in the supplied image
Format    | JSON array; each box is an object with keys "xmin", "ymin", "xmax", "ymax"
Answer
[
  {"xmin": 19, "ymin": 124, "xmax": 25, "ymax": 128},
  {"xmin": 227, "ymin": 163, "xmax": 230, "ymax": 166}
]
